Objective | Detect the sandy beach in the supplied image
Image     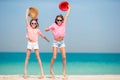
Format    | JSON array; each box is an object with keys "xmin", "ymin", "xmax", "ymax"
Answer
[{"xmin": 0, "ymin": 75, "xmax": 120, "ymax": 80}]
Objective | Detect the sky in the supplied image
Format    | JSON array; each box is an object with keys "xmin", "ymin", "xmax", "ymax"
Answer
[{"xmin": 0, "ymin": 0, "xmax": 120, "ymax": 53}]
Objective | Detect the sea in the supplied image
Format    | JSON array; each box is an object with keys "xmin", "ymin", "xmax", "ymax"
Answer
[{"xmin": 0, "ymin": 52, "xmax": 120, "ymax": 75}]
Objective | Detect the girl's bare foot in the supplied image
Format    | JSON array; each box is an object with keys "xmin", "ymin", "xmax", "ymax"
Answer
[
  {"xmin": 38, "ymin": 74, "xmax": 44, "ymax": 79},
  {"xmin": 23, "ymin": 70, "xmax": 27, "ymax": 78},
  {"xmin": 23, "ymin": 74, "xmax": 27, "ymax": 79},
  {"xmin": 63, "ymin": 72, "xmax": 68, "ymax": 80},
  {"xmin": 50, "ymin": 70, "xmax": 56, "ymax": 79}
]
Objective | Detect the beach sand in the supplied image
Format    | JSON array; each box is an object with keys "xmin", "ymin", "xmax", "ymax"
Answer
[{"xmin": 0, "ymin": 75, "xmax": 120, "ymax": 80}]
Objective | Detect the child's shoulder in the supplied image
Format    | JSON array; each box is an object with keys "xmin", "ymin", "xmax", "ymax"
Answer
[
  {"xmin": 52, "ymin": 23, "xmax": 56, "ymax": 26},
  {"xmin": 62, "ymin": 22, "xmax": 66, "ymax": 26},
  {"xmin": 36, "ymin": 28, "xmax": 41, "ymax": 31},
  {"xmin": 49, "ymin": 23, "xmax": 56, "ymax": 28},
  {"xmin": 27, "ymin": 25, "xmax": 31, "ymax": 28}
]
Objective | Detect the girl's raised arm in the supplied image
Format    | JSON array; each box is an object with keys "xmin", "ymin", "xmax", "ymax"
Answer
[
  {"xmin": 64, "ymin": 5, "xmax": 71, "ymax": 24},
  {"xmin": 26, "ymin": 8, "xmax": 29, "ymax": 26}
]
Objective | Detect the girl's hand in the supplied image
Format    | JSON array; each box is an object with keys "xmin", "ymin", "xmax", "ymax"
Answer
[
  {"xmin": 68, "ymin": 5, "xmax": 71, "ymax": 11},
  {"xmin": 26, "ymin": 8, "xmax": 30, "ymax": 26},
  {"xmin": 44, "ymin": 36, "xmax": 50, "ymax": 43},
  {"xmin": 45, "ymin": 28, "xmax": 49, "ymax": 32},
  {"xmin": 26, "ymin": 8, "xmax": 29, "ymax": 16},
  {"xmin": 47, "ymin": 40, "xmax": 50, "ymax": 43}
]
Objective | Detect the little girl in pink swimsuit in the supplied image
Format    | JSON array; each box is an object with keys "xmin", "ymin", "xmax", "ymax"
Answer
[
  {"xmin": 23, "ymin": 8, "xmax": 49, "ymax": 79},
  {"xmin": 45, "ymin": 5, "xmax": 71, "ymax": 79}
]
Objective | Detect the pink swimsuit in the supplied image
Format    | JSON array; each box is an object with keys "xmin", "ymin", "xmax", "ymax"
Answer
[
  {"xmin": 26, "ymin": 25, "xmax": 44, "ymax": 42},
  {"xmin": 48, "ymin": 23, "xmax": 66, "ymax": 39}
]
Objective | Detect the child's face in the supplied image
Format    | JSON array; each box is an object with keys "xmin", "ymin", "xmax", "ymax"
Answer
[
  {"xmin": 31, "ymin": 20, "xmax": 37, "ymax": 28},
  {"xmin": 56, "ymin": 17, "xmax": 63, "ymax": 26}
]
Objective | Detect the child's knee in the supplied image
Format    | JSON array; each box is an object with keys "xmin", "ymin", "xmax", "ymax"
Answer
[
  {"xmin": 62, "ymin": 56, "xmax": 66, "ymax": 60},
  {"xmin": 52, "ymin": 56, "xmax": 56, "ymax": 60},
  {"xmin": 26, "ymin": 55, "xmax": 30, "ymax": 60},
  {"xmin": 36, "ymin": 55, "xmax": 40, "ymax": 60}
]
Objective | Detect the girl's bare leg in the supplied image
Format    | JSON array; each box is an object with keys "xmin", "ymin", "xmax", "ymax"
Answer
[
  {"xmin": 23, "ymin": 49, "xmax": 31, "ymax": 79},
  {"xmin": 50, "ymin": 47, "xmax": 58, "ymax": 79},
  {"xmin": 60, "ymin": 47, "xmax": 67, "ymax": 78},
  {"xmin": 34, "ymin": 49, "xmax": 44, "ymax": 79}
]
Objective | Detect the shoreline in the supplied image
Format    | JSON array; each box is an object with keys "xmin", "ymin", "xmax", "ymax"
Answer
[{"xmin": 0, "ymin": 75, "xmax": 120, "ymax": 80}]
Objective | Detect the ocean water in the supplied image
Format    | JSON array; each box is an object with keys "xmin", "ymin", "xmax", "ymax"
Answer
[{"xmin": 0, "ymin": 52, "xmax": 120, "ymax": 75}]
